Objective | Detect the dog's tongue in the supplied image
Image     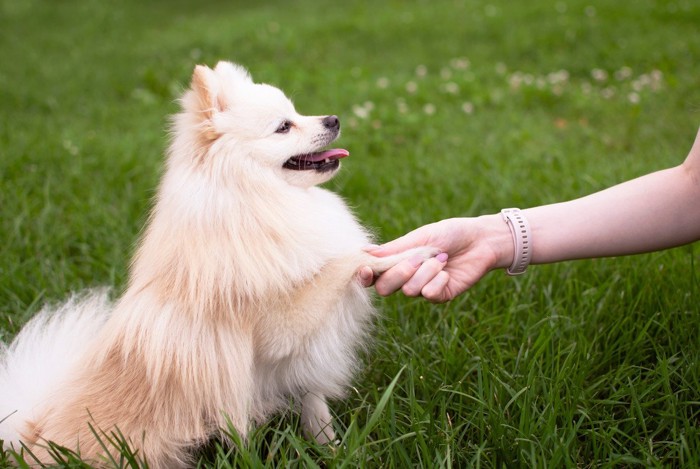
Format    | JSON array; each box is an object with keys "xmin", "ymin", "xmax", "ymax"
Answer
[{"xmin": 307, "ymin": 148, "xmax": 349, "ymax": 162}]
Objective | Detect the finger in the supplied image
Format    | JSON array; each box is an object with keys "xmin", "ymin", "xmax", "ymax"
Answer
[
  {"xmin": 374, "ymin": 256, "xmax": 423, "ymax": 296},
  {"xmin": 401, "ymin": 254, "xmax": 448, "ymax": 297},
  {"xmin": 357, "ymin": 266, "xmax": 375, "ymax": 287},
  {"xmin": 421, "ymin": 271, "xmax": 451, "ymax": 303}
]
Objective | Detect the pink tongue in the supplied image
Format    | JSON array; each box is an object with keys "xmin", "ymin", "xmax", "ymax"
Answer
[{"xmin": 307, "ymin": 148, "xmax": 350, "ymax": 162}]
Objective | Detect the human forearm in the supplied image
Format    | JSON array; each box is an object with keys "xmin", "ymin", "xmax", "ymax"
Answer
[{"xmin": 523, "ymin": 164, "xmax": 700, "ymax": 264}]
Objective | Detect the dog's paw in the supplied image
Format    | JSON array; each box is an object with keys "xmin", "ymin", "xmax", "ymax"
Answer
[
  {"xmin": 403, "ymin": 246, "xmax": 442, "ymax": 261},
  {"xmin": 364, "ymin": 246, "xmax": 441, "ymax": 275},
  {"xmin": 301, "ymin": 393, "xmax": 336, "ymax": 445}
]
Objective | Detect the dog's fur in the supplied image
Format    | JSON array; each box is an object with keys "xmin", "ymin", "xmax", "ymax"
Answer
[{"xmin": 0, "ymin": 62, "xmax": 436, "ymax": 467}]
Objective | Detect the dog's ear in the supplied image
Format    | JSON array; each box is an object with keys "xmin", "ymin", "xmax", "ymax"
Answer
[
  {"xmin": 191, "ymin": 65, "xmax": 222, "ymax": 117},
  {"xmin": 187, "ymin": 62, "xmax": 253, "ymax": 143},
  {"xmin": 190, "ymin": 62, "xmax": 252, "ymax": 116},
  {"xmin": 189, "ymin": 65, "xmax": 223, "ymax": 142}
]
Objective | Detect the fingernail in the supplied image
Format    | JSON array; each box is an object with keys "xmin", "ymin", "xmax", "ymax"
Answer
[
  {"xmin": 409, "ymin": 255, "xmax": 424, "ymax": 268},
  {"xmin": 436, "ymin": 252, "xmax": 448, "ymax": 263}
]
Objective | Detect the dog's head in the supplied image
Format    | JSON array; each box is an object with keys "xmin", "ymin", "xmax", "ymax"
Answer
[{"xmin": 176, "ymin": 61, "xmax": 348, "ymax": 188}]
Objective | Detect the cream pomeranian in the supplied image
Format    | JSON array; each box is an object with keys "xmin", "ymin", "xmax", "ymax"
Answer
[{"xmin": 0, "ymin": 62, "xmax": 437, "ymax": 467}]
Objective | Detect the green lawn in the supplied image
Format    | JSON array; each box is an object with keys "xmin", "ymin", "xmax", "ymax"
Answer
[{"xmin": 1, "ymin": 0, "xmax": 699, "ymax": 467}]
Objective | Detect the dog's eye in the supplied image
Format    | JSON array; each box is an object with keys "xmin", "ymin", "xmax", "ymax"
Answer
[{"xmin": 276, "ymin": 120, "xmax": 293, "ymax": 134}]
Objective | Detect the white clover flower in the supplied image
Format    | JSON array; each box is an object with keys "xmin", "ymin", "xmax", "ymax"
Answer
[
  {"xmin": 352, "ymin": 104, "xmax": 370, "ymax": 119},
  {"xmin": 462, "ymin": 102, "xmax": 474, "ymax": 114},
  {"xmin": 440, "ymin": 67, "xmax": 453, "ymax": 80},
  {"xmin": 376, "ymin": 77, "xmax": 390, "ymax": 89},
  {"xmin": 63, "ymin": 139, "xmax": 79, "ymax": 156},
  {"xmin": 614, "ymin": 66, "xmax": 633, "ymax": 81},
  {"xmin": 628, "ymin": 92, "xmax": 640, "ymax": 104},
  {"xmin": 443, "ymin": 82, "xmax": 459, "ymax": 94},
  {"xmin": 601, "ymin": 87, "xmax": 615, "ymax": 99},
  {"xmin": 591, "ymin": 68, "xmax": 608, "ymax": 82},
  {"xmin": 405, "ymin": 81, "xmax": 418, "ymax": 93},
  {"xmin": 450, "ymin": 57, "xmax": 470, "ymax": 70},
  {"xmin": 396, "ymin": 99, "xmax": 409, "ymax": 114},
  {"xmin": 548, "ymin": 69, "xmax": 570, "ymax": 84},
  {"xmin": 423, "ymin": 103, "xmax": 436, "ymax": 115},
  {"xmin": 508, "ymin": 72, "xmax": 523, "ymax": 89},
  {"xmin": 415, "ymin": 65, "xmax": 428, "ymax": 78},
  {"xmin": 633, "ymin": 74, "xmax": 652, "ymax": 92}
]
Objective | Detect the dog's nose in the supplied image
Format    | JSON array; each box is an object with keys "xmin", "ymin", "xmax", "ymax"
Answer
[{"xmin": 322, "ymin": 115, "xmax": 340, "ymax": 131}]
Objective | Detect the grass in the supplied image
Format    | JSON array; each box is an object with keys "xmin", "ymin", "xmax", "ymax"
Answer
[{"xmin": 1, "ymin": 0, "xmax": 699, "ymax": 466}]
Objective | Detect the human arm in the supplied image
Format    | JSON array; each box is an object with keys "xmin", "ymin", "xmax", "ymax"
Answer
[{"xmin": 362, "ymin": 126, "xmax": 700, "ymax": 302}]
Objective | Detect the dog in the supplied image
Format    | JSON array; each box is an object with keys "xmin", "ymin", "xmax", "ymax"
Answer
[{"xmin": 0, "ymin": 61, "xmax": 438, "ymax": 467}]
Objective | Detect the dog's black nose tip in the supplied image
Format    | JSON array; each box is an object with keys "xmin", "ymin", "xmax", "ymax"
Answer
[{"xmin": 323, "ymin": 115, "xmax": 340, "ymax": 131}]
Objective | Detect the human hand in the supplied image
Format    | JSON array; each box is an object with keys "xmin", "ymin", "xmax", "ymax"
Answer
[{"xmin": 358, "ymin": 215, "xmax": 513, "ymax": 302}]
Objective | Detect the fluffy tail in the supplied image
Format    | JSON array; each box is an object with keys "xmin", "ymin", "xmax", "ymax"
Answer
[{"xmin": 0, "ymin": 289, "xmax": 111, "ymax": 448}]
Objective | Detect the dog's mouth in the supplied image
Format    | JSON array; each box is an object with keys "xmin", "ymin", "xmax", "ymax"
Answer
[{"xmin": 283, "ymin": 149, "xmax": 349, "ymax": 172}]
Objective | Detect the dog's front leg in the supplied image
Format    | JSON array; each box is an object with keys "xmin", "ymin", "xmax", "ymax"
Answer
[{"xmin": 301, "ymin": 391, "xmax": 335, "ymax": 444}]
